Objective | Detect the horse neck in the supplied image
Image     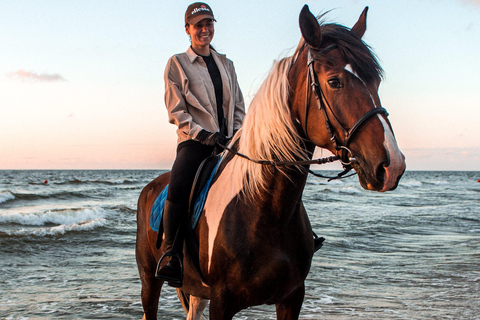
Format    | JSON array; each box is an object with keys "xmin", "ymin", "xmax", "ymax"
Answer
[
  {"xmin": 255, "ymin": 142, "xmax": 314, "ymax": 219},
  {"xmin": 258, "ymin": 50, "xmax": 317, "ymax": 218},
  {"xmin": 221, "ymin": 142, "xmax": 313, "ymax": 221},
  {"xmin": 229, "ymin": 48, "xmax": 316, "ymax": 218}
]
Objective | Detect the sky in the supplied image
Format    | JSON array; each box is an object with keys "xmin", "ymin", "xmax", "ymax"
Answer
[{"xmin": 0, "ymin": 0, "xmax": 479, "ymax": 171}]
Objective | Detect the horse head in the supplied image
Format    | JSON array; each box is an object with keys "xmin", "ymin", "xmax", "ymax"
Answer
[{"xmin": 290, "ymin": 5, "xmax": 406, "ymax": 191}]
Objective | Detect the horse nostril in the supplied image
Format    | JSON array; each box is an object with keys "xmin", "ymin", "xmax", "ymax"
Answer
[{"xmin": 376, "ymin": 162, "xmax": 387, "ymax": 183}]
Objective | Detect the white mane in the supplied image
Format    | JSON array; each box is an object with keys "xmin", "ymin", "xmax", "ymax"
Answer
[{"xmin": 229, "ymin": 50, "xmax": 309, "ymax": 199}]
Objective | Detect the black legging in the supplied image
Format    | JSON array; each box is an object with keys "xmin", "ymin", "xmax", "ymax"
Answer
[{"xmin": 166, "ymin": 140, "xmax": 214, "ymax": 206}]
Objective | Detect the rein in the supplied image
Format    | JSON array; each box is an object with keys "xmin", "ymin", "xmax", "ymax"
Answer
[
  {"xmin": 223, "ymin": 45, "xmax": 389, "ymax": 181},
  {"xmin": 220, "ymin": 144, "xmax": 349, "ymax": 181},
  {"xmin": 221, "ymin": 144, "xmax": 340, "ymax": 167}
]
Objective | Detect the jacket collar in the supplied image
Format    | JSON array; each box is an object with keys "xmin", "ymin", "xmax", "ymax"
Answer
[{"xmin": 186, "ymin": 46, "xmax": 199, "ymax": 63}]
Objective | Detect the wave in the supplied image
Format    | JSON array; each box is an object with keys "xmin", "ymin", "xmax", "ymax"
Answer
[
  {"xmin": 0, "ymin": 191, "xmax": 15, "ymax": 204},
  {"xmin": 308, "ymin": 179, "xmax": 345, "ymax": 186},
  {"xmin": 0, "ymin": 207, "xmax": 108, "ymax": 226},
  {"xmin": 0, "ymin": 207, "xmax": 109, "ymax": 237},
  {"xmin": 323, "ymin": 186, "xmax": 362, "ymax": 195},
  {"xmin": 111, "ymin": 205, "xmax": 137, "ymax": 215},
  {"xmin": 9, "ymin": 190, "xmax": 92, "ymax": 202},
  {"xmin": 424, "ymin": 180, "xmax": 449, "ymax": 186},
  {"xmin": 400, "ymin": 179, "xmax": 455, "ymax": 188},
  {"xmin": 400, "ymin": 180, "xmax": 423, "ymax": 188},
  {"xmin": 2, "ymin": 218, "xmax": 107, "ymax": 237},
  {"xmin": 55, "ymin": 178, "xmax": 137, "ymax": 186}
]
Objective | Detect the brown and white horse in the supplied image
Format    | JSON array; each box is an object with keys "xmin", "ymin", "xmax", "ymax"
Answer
[{"xmin": 136, "ymin": 5, "xmax": 406, "ymax": 320}]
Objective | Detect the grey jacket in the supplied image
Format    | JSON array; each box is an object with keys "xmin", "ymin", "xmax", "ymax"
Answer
[{"xmin": 164, "ymin": 46, "xmax": 245, "ymax": 144}]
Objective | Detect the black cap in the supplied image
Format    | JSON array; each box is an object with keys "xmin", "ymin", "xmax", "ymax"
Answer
[{"xmin": 185, "ymin": 2, "xmax": 215, "ymax": 25}]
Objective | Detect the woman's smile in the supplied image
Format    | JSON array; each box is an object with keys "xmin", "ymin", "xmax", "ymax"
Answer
[{"xmin": 186, "ymin": 18, "xmax": 215, "ymax": 54}]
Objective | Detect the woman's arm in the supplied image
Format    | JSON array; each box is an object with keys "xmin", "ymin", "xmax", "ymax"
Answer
[{"xmin": 164, "ymin": 58, "xmax": 203, "ymax": 140}]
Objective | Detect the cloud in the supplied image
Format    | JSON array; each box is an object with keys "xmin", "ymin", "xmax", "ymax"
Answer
[{"xmin": 7, "ymin": 69, "xmax": 66, "ymax": 82}]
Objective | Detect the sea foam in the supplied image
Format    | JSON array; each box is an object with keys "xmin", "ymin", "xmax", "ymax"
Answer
[
  {"xmin": 0, "ymin": 207, "xmax": 109, "ymax": 236},
  {"xmin": 4, "ymin": 218, "xmax": 107, "ymax": 236},
  {"xmin": 0, "ymin": 207, "xmax": 108, "ymax": 226}
]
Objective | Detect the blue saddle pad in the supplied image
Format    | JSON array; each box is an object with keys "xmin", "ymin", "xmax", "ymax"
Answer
[{"xmin": 150, "ymin": 157, "xmax": 222, "ymax": 232}]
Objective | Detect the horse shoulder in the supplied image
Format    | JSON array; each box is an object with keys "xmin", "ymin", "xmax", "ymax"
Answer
[{"xmin": 196, "ymin": 157, "xmax": 244, "ymax": 276}]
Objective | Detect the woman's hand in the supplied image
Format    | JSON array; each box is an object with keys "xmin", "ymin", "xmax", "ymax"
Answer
[{"xmin": 196, "ymin": 130, "xmax": 228, "ymax": 147}]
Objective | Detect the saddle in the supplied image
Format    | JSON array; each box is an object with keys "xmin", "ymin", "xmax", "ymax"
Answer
[
  {"xmin": 151, "ymin": 155, "xmax": 221, "ymax": 246},
  {"xmin": 150, "ymin": 153, "xmax": 325, "ymax": 257}
]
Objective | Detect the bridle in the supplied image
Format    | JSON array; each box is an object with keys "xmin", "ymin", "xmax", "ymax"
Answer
[
  {"xmin": 303, "ymin": 45, "xmax": 388, "ymax": 178},
  {"xmin": 222, "ymin": 45, "xmax": 389, "ymax": 181}
]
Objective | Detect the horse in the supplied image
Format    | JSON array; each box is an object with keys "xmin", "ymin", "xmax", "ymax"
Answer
[{"xmin": 136, "ymin": 5, "xmax": 406, "ymax": 320}]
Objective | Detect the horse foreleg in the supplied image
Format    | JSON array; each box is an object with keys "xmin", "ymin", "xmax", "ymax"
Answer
[
  {"xmin": 275, "ymin": 284, "xmax": 305, "ymax": 320},
  {"xmin": 209, "ymin": 288, "xmax": 241, "ymax": 320}
]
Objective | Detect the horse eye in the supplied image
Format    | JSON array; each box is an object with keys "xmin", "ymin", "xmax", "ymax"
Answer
[{"xmin": 328, "ymin": 78, "xmax": 342, "ymax": 89}]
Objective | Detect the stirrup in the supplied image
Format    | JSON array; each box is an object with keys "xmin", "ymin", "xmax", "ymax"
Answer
[
  {"xmin": 155, "ymin": 251, "xmax": 184, "ymax": 287},
  {"xmin": 313, "ymin": 234, "xmax": 325, "ymax": 253}
]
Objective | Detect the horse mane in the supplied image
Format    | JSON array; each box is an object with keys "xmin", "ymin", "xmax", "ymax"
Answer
[
  {"xmin": 228, "ymin": 51, "xmax": 307, "ymax": 199},
  {"xmin": 229, "ymin": 17, "xmax": 383, "ymax": 199}
]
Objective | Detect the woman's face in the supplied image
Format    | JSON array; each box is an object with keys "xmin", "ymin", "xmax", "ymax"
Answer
[{"xmin": 186, "ymin": 18, "xmax": 215, "ymax": 50}]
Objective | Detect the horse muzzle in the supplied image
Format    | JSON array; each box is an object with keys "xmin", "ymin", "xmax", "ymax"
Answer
[{"xmin": 379, "ymin": 151, "xmax": 406, "ymax": 192}]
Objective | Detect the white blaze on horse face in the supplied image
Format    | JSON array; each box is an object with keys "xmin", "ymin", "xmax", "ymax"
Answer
[
  {"xmin": 378, "ymin": 116, "xmax": 406, "ymax": 191},
  {"xmin": 344, "ymin": 64, "xmax": 366, "ymax": 87},
  {"xmin": 203, "ymin": 158, "xmax": 243, "ymax": 273},
  {"xmin": 345, "ymin": 63, "xmax": 378, "ymax": 107},
  {"xmin": 346, "ymin": 63, "xmax": 405, "ymax": 189},
  {"xmin": 344, "ymin": 64, "xmax": 355, "ymax": 75}
]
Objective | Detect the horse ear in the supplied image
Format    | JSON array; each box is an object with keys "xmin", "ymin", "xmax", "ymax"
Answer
[
  {"xmin": 351, "ymin": 6, "xmax": 368, "ymax": 38},
  {"xmin": 299, "ymin": 5, "xmax": 322, "ymax": 48}
]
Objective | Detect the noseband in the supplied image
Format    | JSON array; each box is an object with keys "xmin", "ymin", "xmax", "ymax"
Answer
[{"xmin": 304, "ymin": 45, "xmax": 388, "ymax": 168}]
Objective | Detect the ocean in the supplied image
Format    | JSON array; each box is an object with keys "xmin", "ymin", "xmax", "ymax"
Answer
[{"xmin": 1, "ymin": 170, "xmax": 479, "ymax": 320}]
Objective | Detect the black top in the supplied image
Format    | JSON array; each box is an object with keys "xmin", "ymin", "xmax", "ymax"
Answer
[{"xmin": 201, "ymin": 54, "xmax": 226, "ymax": 135}]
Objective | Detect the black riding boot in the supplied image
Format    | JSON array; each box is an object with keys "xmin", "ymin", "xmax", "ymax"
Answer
[{"xmin": 155, "ymin": 199, "xmax": 188, "ymax": 287}]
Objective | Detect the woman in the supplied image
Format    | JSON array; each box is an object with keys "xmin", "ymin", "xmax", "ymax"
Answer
[{"xmin": 156, "ymin": 2, "xmax": 245, "ymax": 288}]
